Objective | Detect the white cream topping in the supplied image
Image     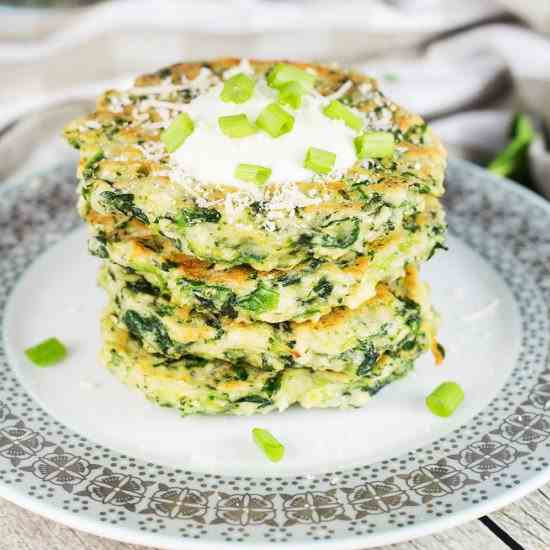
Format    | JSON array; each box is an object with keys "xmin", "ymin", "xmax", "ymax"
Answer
[{"xmin": 169, "ymin": 78, "xmax": 360, "ymax": 193}]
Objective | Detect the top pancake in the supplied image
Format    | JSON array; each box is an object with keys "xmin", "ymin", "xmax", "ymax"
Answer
[{"xmin": 65, "ymin": 58, "xmax": 447, "ymax": 271}]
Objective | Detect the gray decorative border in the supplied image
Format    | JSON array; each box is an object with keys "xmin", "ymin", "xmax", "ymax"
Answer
[{"xmin": 0, "ymin": 159, "xmax": 549, "ymax": 546}]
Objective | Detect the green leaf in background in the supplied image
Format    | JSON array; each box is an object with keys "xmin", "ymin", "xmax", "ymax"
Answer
[{"xmin": 487, "ymin": 113, "xmax": 535, "ymax": 182}]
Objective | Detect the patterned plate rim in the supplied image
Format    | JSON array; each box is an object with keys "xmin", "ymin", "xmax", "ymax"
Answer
[{"xmin": 0, "ymin": 158, "xmax": 549, "ymax": 549}]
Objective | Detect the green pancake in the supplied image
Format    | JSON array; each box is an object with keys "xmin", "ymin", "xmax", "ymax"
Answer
[
  {"xmin": 65, "ymin": 58, "xmax": 446, "ymax": 271},
  {"xmin": 99, "ymin": 262, "xmax": 437, "ymax": 374},
  {"xmin": 101, "ymin": 313, "xmax": 428, "ymax": 416},
  {"xmin": 88, "ymin": 196, "xmax": 445, "ymax": 323}
]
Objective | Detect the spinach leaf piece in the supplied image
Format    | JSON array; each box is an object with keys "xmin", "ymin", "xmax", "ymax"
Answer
[
  {"xmin": 427, "ymin": 241, "xmax": 448, "ymax": 260},
  {"xmin": 236, "ymin": 395, "xmax": 273, "ymax": 408},
  {"xmin": 312, "ymin": 277, "xmax": 333, "ymax": 298},
  {"xmin": 100, "ymin": 191, "xmax": 149, "ymax": 224},
  {"xmin": 238, "ymin": 284, "xmax": 279, "ymax": 313},
  {"xmin": 126, "ymin": 278, "xmax": 160, "ymax": 297},
  {"xmin": 175, "ymin": 207, "xmax": 221, "ymax": 227},
  {"xmin": 122, "ymin": 310, "xmax": 173, "ymax": 354},
  {"xmin": 314, "ymin": 217, "xmax": 360, "ymax": 248},
  {"xmin": 356, "ymin": 345, "xmax": 379, "ymax": 376},
  {"xmin": 178, "ymin": 279, "xmax": 238, "ymax": 318},
  {"xmin": 277, "ymin": 273, "xmax": 301, "ymax": 286},
  {"xmin": 263, "ymin": 372, "xmax": 283, "ymax": 396},
  {"xmin": 233, "ymin": 364, "xmax": 249, "ymax": 381}
]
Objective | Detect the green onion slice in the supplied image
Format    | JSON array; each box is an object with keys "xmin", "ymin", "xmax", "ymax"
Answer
[
  {"xmin": 235, "ymin": 163, "xmax": 272, "ymax": 185},
  {"xmin": 252, "ymin": 428, "xmax": 285, "ymax": 462},
  {"xmin": 278, "ymin": 81, "xmax": 305, "ymax": 109},
  {"xmin": 256, "ymin": 103, "xmax": 295, "ymax": 138},
  {"xmin": 323, "ymin": 100, "xmax": 363, "ymax": 131},
  {"xmin": 25, "ymin": 338, "xmax": 68, "ymax": 367},
  {"xmin": 267, "ymin": 63, "xmax": 316, "ymax": 90},
  {"xmin": 218, "ymin": 114, "xmax": 257, "ymax": 138},
  {"xmin": 354, "ymin": 131, "xmax": 395, "ymax": 159},
  {"xmin": 304, "ymin": 147, "xmax": 336, "ymax": 175},
  {"xmin": 161, "ymin": 112, "xmax": 194, "ymax": 153},
  {"xmin": 220, "ymin": 73, "xmax": 256, "ymax": 104},
  {"xmin": 426, "ymin": 381, "xmax": 464, "ymax": 417}
]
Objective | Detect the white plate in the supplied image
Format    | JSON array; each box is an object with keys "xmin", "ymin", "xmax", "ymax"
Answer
[{"xmin": 0, "ymin": 158, "xmax": 549, "ymax": 549}]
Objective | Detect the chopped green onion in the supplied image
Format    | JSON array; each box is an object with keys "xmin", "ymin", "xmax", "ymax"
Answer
[
  {"xmin": 267, "ymin": 63, "xmax": 316, "ymax": 90},
  {"xmin": 220, "ymin": 73, "xmax": 256, "ymax": 104},
  {"xmin": 304, "ymin": 147, "xmax": 336, "ymax": 175},
  {"xmin": 25, "ymin": 338, "xmax": 67, "ymax": 367},
  {"xmin": 426, "ymin": 381, "xmax": 464, "ymax": 417},
  {"xmin": 161, "ymin": 112, "xmax": 194, "ymax": 152},
  {"xmin": 354, "ymin": 131, "xmax": 395, "ymax": 159},
  {"xmin": 323, "ymin": 100, "xmax": 363, "ymax": 131},
  {"xmin": 256, "ymin": 103, "xmax": 295, "ymax": 138},
  {"xmin": 252, "ymin": 428, "xmax": 285, "ymax": 463},
  {"xmin": 218, "ymin": 114, "xmax": 257, "ymax": 138},
  {"xmin": 235, "ymin": 163, "xmax": 272, "ymax": 185},
  {"xmin": 278, "ymin": 81, "xmax": 305, "ymax": 109}
]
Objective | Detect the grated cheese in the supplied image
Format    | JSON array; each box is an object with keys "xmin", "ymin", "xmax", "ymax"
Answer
[
  {"xmin": 223, "ymin": 59, "xmax": 254, "ymax": 80},
  {"xmin": 325, "ymin": 80, "xmax": 353, "ymax": 101}
]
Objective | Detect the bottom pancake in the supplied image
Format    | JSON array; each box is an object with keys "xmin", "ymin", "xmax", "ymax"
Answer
[{"xmin": 101, "ymin": 313, "xmax": 431, "ymax": 416}]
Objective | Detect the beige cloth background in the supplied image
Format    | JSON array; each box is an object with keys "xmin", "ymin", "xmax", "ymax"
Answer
[{"xmin": 0, "ymin": 0, "xmax": 549, "ymax": 196}]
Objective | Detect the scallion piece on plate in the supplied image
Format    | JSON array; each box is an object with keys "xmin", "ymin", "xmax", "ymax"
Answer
[
  {"xmin": 25, "ymin": 338, "xmax": 67, "ymax": 367},
  {"xmin": 278, "ymin": 81, "xmax": 305, "ymax": 109},
  {"xmin": 354, "ymin": 131, "xmax": 395, "ymax": 159},
  {"xmin": 252, "ymin": 428, "xmax": 285, "ymax": 462},
  {"xmin": 235, "ymin": 163, "xmax": 272, "ymax": 185},
  {"xmin": 304, "ymin": 147, "xmax": 336, "ymax": 175},
  {"xmin": 426, "ymin": 381, "xmax": 464, "ymax": 417},
  {"xmin": 219, "ymin": 114, "xmax": 257, "ymax": 138},
  {"xmin": 161, "ymin": 112, "xmax": 194, "ymax": 152},
  {"xmin": 256, "ymin": 103, "xmax": 295, "ymax": 138},
  {"xmin": 323, "ymin": 100, "xmax": 363, "ymax": 131},
  {"xmin": 220, "ymin": 73, "xmax": 256, "ymax": 104},
  {"xmin": 267, "ymin": 63, "xmax": 316, "ymax": 90}
]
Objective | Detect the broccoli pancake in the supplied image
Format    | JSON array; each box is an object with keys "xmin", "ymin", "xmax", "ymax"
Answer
[
  {"xmin": 65, "ymin": 58, "xmax": 446, "ymax": 271},
  {"xmin": 101, "ymin": 314, "xmax": 423, "ymax": 416},
  {"xmin": 88, "ymin": 196, "xmax": 446, "ymax": 323},
  {"xmin": 100, "ymin": 262, "xmax": 436, "ymax": 374}
]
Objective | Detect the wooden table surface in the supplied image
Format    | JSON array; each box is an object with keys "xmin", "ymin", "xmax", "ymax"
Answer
[{"xmin": 2, "ymin": 484, "xmax": 550, "ymax": 550}]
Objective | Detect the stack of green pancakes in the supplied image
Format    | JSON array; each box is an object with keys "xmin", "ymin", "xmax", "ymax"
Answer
[{"xmin": 64, "ymin": 58, "xmax": 447, "ymax": 416}]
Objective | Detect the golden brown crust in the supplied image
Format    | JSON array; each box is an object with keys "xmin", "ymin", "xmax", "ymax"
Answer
[{"xmin": 293, "ymin": 285, "xmax": 393, "ymax": 332}]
